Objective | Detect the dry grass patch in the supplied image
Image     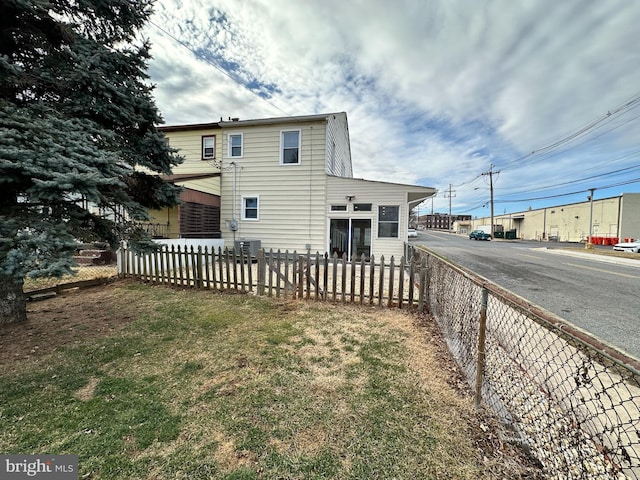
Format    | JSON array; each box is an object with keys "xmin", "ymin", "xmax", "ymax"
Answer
[{"xmin": 0, "ymin": 282, "xmax": 542, "ymax": 479}]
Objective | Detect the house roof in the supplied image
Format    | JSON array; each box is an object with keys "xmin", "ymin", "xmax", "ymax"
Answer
[
  {"xmin": 218, "ymin": 112, "xmax": 345, "ymax": 128},
  {"xmin": 159, "ymin": 113, "xmax": 346, "ymax": 131},
  {"xmin": 327, "ymin": 174, "xmax": 436, "ymax": 205},
  {"xmin": 158, "ymin": 122, "xmax": 221, "ymax": 132},
  {"xmin": 161, "ymin": 173, "xmax": 221, "ymax": 183}
]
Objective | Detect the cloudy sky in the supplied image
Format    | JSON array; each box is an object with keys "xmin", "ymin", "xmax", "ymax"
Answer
[{"xmin": 144, "ymin": 0, "xmax": 640, "ymax": 218}]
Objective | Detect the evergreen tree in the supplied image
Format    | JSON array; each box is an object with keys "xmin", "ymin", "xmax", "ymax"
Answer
[{"xmin": 0, "ymin": 0, "xmax": 183, "ymax": 322}]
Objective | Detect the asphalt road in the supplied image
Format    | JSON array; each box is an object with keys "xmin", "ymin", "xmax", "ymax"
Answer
[{"xmin": 412, "ymin": 230, "xmax": 640, "ymax": 360}]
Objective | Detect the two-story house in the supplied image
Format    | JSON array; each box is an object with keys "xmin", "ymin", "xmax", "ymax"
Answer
[{"xmin": 153, "ymin": 112, "xmax": 435, "ymax": 259}]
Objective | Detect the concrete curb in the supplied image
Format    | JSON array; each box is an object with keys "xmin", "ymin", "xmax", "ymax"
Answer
[{"xmin": 535, "ymin": 247, "xmax": 640, "ymax": 268}]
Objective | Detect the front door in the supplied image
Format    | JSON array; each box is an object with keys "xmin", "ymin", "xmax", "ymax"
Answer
[{"xmin": 329, "ymin": 218, "xmax": 371, "ymax": 260}]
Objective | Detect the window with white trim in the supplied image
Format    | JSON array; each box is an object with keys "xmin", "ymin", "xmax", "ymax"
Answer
[
  {"xmin": 378, "ymin": 205, "xmax": 399, "ymax": 238},
  {"xmin": 229, "ymin": 133, "xmax": 243, "ymax": 158},
  {"xmin": 242, "ymin": 196, "xmax": 259, "ymax": 220},
  {"xmin": 280, "ymin": 130, "xmax": 300, "ymax": 164},
  {"xmin": 202, "ymin": 135, "xmax": 215, "ymax": 160},
  {"xmin": 354, "ymin": 203, "xmax": 372, "ymax": 211}
]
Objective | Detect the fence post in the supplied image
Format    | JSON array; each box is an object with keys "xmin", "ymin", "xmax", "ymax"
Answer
[
  {"xmin": 359, "ymin": 254, "xmax": 365, "ymax": 305},
  {"xmin": 323, "ymin": 252, "xmax": 329, "ymax": 301},
  {"xmin": 398, "ymin": 256, "xmax": 405, "ymax": 309},
  {"xmin": 297, "ymin": 255, "xmax": 304, "ymax": 299},
  {"xmin": 369, "ymin": 254, "xmax": 375, "ymax": 305},
  {"xmin": 204, "ymin": 246, "xmax": 211, "ymax": 289},
  {"xmin": 408, "ymin": 255, "xmax": 415, "ymax": 308},
  {"xmin": 257, "ymin": 249, "xmax": 265, "ymax": 296},
  {"xmin": 418, "ymin": 257, "xmax": 426, "ymax": 311},
  {"xmin": 474, "ymin": 287, "xmax": 489, "ymax": 409},
  {"xmin": 424, "ymin": 254, "xmax": 430, "ymax": 313},
  {"xmin": 388, "ymin": 256, "xmax": 395, "ymax": 308},
  {"xmin": 341, "ymin": 253, "xmax": 347, "ymax": 304},
  {"xmin": 331, "ymin": 252, "xmax": 338, "ymax": 303},
  {"xmin": 196, "ymin": 246, "xmax": 203, "ymax": 289},
  {"xmin": 377, "ymin": 255, "xmax": 385, "ymax": 306}
]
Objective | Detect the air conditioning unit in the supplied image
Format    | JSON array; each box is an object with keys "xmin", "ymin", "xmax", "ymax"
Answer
[{"xmin": 234, "ymin": 239, "xmax": 261, "ymax": 259}]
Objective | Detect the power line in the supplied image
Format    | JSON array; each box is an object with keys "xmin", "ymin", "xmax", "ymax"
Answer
[
  {"xmin": 498, "ymin": 162, "xmax": 640, "ymax": 198},
  {"xmin": 500, "ymin": 91, "xmax": 640, "ymax": 171},
  {"xmin": 495, "ymin": 177, "xmax": 640, "ymax": 203},
  {"xmin": 148, "ymin": 20, "xmax": 293, "ymax": 118}
]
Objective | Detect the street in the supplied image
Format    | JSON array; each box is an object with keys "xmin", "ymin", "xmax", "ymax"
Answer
[{"xmin": 412, "ymin": 230, "xmax": 640, "ymax": 360}]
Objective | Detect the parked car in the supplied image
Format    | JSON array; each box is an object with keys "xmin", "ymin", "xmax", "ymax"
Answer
[
  {"xmin": 612, "ymin": 240, "xmax": 640, "ymax": 253},
  {"xmin": 469, "ymin": 230, "xmax": 491, "ymax": 241},
  {"xmin": 407, "ymin": 228, "xmax": 418, "ymax": 238}
]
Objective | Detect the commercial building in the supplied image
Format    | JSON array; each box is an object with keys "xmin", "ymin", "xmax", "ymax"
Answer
[{"xmin": 465, "ymin": 193, "xmax": 640, "ymax": 243}]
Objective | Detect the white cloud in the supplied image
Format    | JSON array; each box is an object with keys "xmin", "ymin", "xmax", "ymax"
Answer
[{"xmin": 147, "ymin": 0, "xmax": 640, "ymax": 215}]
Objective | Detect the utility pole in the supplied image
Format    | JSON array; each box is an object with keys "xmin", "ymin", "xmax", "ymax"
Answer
[
  {"xmin": 481, "ymin": 164, "xmax": 500, "ymax": 238},
  {"xmin": 444, "ymin": 184, "xmax": 456, "ymax": 231}
]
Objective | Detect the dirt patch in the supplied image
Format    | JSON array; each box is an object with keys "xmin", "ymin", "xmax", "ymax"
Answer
[
  {"xmin": 74, "ymin": 377, "xmax": 100, "ymax": 401},
  {"xmin": 0, "ymin": 282, "xmax": 140, "ymax": 374}
]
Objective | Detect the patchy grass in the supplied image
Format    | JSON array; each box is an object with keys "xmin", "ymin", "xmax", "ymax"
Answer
[{"xmin": 0, "ymin": 282, "xmax": 541, "ymax": 479}]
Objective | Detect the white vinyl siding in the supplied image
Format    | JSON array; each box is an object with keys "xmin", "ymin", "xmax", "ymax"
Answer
[
  {"xmin": 220, "ymin": 121, "xmax": 329, "ymax": 252},
  {"xmin": 326, "ymin": 176, "xmax": 432, "ymax": 259},
  {"xmin": 160, "ymin": 129, "xmax": 221, "ymax": 196},
  {"xmin": 325, "ymin": 113, "xmax": 352, "ymax": 176}
]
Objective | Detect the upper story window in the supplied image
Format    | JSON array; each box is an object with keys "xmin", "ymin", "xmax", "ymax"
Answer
[
  {"xmin": 229, "ymin": 133, "xmax": 243, "ymax": 158},
  {"xmin": 378, "ymin": 205, "xmax": 399, "ymax": 238},
  {"xmin": 202, "ymin": 135, "xmax": 215, "ymax": 160},
  {"xmin": 280, "ymin": 130, "xmax": 300, "ymax": 165}
]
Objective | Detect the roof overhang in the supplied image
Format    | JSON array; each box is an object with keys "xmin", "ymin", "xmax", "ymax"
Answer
[
  {"xmin": 158, "ymin": 123, "xmax": 221, "ymax": 132},
  {"xmin": 161, "ymin": 173, "xmax": 221, "ymax": 183},
  {"xmin": 408, "ymin": 190, "xmax": 437, "ymax": 205},
  {"xmin": 219, "ymin": 112, "xmax": 343, "ymax": 128},
  {"xmin": 327, "ymin": 174, "xmax": 436, "ymax": 204}
]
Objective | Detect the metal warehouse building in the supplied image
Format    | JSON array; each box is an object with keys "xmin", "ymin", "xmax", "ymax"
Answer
[{"xmin": 462, "ymin": 192, "xmax": 640, "ymax": 243}]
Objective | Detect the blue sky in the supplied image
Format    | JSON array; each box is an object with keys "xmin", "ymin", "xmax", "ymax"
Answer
[{"xmin": 145, "ymin": 0, "xmax": 640, "ymax": 218}]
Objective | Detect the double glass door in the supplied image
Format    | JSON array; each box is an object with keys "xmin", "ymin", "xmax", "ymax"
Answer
[{"xmin": 329, "ymin": 218, "xmax": 371, "ymax": 260}]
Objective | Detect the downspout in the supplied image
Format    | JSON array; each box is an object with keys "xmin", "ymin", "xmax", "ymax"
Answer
[
  {"xmin": 231, "ymin": 160, "xmax": 237, "ymax": 245},
  {"xmin": 308, "ymin": 125, "xmax": 313, "ymax": 252}
]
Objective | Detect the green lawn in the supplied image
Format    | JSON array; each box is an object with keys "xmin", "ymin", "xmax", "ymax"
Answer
[{"xmin": 0, "ymin": 282, "xmax": 538, "ymax": 479}]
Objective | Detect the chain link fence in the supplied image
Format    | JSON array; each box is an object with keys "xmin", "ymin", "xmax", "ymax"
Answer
[
  {"xmin": 409, "ymin": 244, "xmax": 639, "ymax": 479},
  {"xmin": 23, "ymin": 265, "xmax": 117, "ymax": 296}
]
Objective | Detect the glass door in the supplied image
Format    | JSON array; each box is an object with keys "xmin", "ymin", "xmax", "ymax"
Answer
[
  {"xmin": 351, "ymin": 219, "xmax": 371, "ymax": 259},
  {"xmin": 330, "ymin": 218, "xmax": 371, "ymax": 260}
]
